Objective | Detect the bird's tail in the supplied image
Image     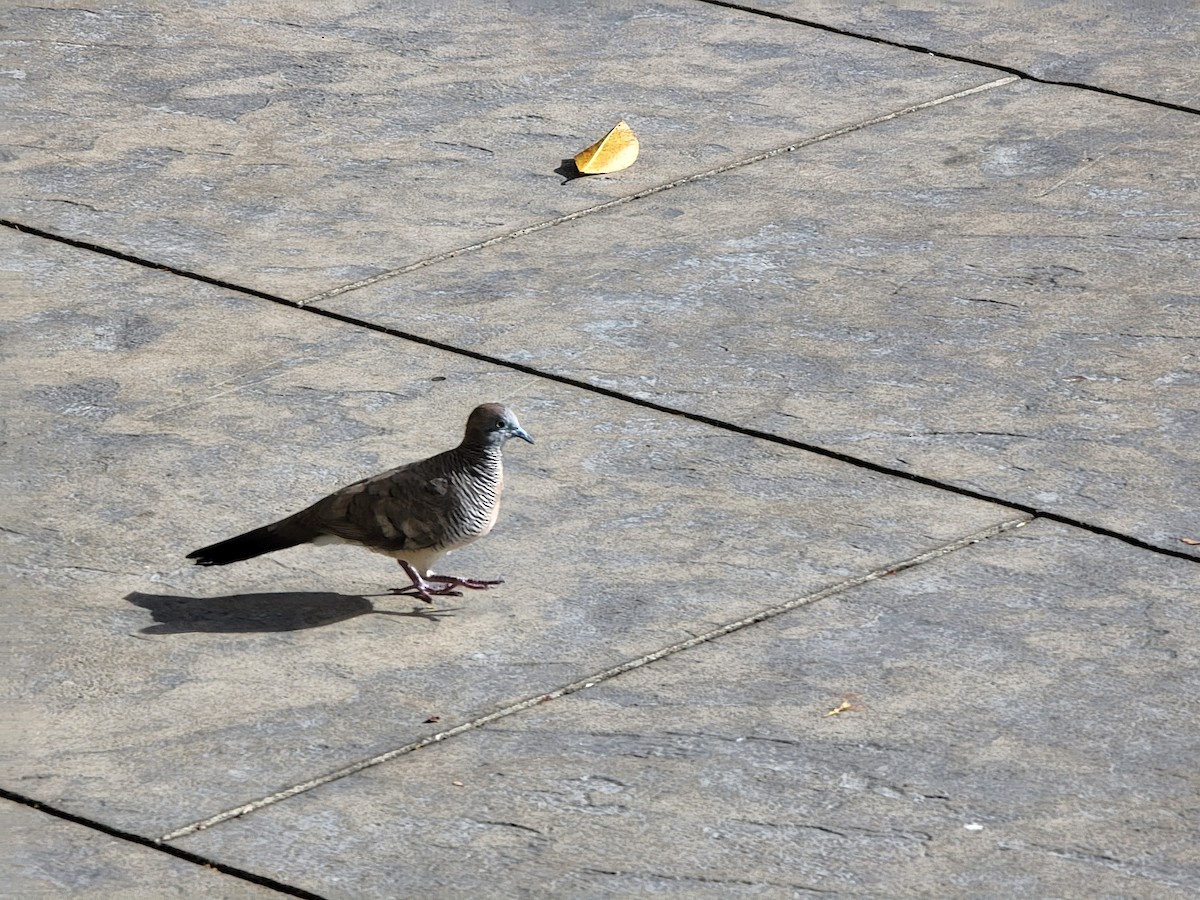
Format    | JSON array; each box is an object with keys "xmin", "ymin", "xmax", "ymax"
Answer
[{"xmin": 187, "ymin": 521, "xmax": 308, "ymax": 566}]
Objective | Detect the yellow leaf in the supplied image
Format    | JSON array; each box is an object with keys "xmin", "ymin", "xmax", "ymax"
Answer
[
  {"xmin": 574, "ymin": 120, "xmax": 639, "ymax": 175},
  {"xmin": 824, "ymin": 693, "xmax": 863, "ymax": 717}
]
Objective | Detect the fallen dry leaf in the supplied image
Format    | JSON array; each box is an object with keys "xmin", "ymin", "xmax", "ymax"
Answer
[
  {"xmin": 824, "ymin": 693, "xmax": 863, "ymax": 717},
  {"xmin": 574, "ymin": 120, "xmax": 639, "ymax": 175},
  {"xmin": 1181, "ymin": 537, "xmax": 1199, "ymax": 545}
]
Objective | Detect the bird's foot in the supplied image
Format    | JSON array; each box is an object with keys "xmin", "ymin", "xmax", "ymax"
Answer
[{"xmin": 393, "ymin": 561, "xmax": 501, "ymax": 603}]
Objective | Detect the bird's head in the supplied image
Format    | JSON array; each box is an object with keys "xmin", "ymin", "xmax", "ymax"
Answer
[{"xmin": 464, "ymin": 403, "xmax": 534, "ymax": 450}]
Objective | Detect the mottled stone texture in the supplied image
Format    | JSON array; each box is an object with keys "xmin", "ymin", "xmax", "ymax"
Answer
[
  {"xmin": 2, "ymin": 0, "xmax": 1197, "ymax": 896},
  {"xmin": 175, "ymin": 521, "xmax": 1200, "ymax": 897}
]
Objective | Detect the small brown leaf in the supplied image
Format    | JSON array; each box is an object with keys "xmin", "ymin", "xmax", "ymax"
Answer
[
  {"xmin": 1181, "ymin": 537, "xmax": 1200, "ymax": 546},
  {"xmin": 824, "ymin": 692, "xmax": 863, "ymax": 717}
]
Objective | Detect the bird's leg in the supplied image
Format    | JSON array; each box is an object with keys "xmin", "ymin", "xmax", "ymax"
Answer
[
  {"xmin": 390, "ymin": 560, "xmax": 463, "ymax": 603},
  {"xmin": 425, "ymin": 574, "xmax": 505, "ymax": 590}
]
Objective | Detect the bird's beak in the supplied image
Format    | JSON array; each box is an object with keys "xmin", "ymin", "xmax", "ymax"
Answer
[{"xmin": 512, "ymin": 425, "xmax": 534, "ymax": 444}]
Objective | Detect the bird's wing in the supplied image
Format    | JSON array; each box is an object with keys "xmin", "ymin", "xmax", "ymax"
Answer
[{"xmin": 297, "ymin": 461, "xmax": 455, "ymax": 552}]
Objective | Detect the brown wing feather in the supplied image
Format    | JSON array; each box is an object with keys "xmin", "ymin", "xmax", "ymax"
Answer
[{"xmin": 294, "ymin": 457, "xmax": 458, "ymax": 552}]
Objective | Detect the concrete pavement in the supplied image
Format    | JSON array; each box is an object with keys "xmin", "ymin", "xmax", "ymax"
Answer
[{"xmin": 3, "ymin": 1, "xmax": 1197, "ymax": 896}]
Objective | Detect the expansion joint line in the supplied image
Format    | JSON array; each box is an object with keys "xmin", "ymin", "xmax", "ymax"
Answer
[
  {"xmin": 297, "ymin": 75, "xmax": 1018, "ymax": 305},
  {"xmin": 4, "ymin": 212, "xmax": 1198, "ymax": 564},
  {"xmin": 695, "ymin": 0, "xmax": 1200, "ymax": 117},
  {"xmin": 158, "ymin": 515, "xmax": 1030, "ymax": 843},
  {"xmin": 4, "ymin": 213, "xmax": 1198, "ymax": 565},
  {"xmin": 2, "ymin": 75, "xmax": 1016, "ymax": 316},
  {"xmin": 0, "ymin": 788, "xmax": 327, "ymax": 900}
]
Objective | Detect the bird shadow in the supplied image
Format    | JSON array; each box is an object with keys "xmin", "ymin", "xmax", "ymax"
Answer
[{"xmin": 125, "ymin": 590, "xmax": 457, "ymax": 635}]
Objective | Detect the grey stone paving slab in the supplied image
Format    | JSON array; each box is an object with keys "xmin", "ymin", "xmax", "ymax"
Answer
[
  {"xmin": 748, "ymin": 0, "xmax": 1200, "ymax": 108},
  {"xmin": 325, "ymin": 78, "xmax": 1200, "ymax": 557},
  {"xmin": 0, "ymin": 228, "xmax": 1011, "ymax": 838},
  {"xmin": 173, "ymin": 520, "xmax": 1200, "ymax": 897},
  {"xmin": 1, "ymin": 799, "xmax": 280, "ymax": 899},
  {"xmin": 1, "ymin": 0, "xmax": 996, "ymax": 299}
]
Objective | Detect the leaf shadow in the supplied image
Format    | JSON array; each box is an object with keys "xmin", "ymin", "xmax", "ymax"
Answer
[
  {"xmin": 555, "ymin": 157, "xmax": 584, "ymax": 183},
  {"xmin": 125, "ymin": 590, "xmax": 456, "ymax": 635}
]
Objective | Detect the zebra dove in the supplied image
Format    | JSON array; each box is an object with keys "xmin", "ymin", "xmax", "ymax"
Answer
[{"xmin": 187, "ymin": 403, "xmax": 533, "ymax": 602}]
